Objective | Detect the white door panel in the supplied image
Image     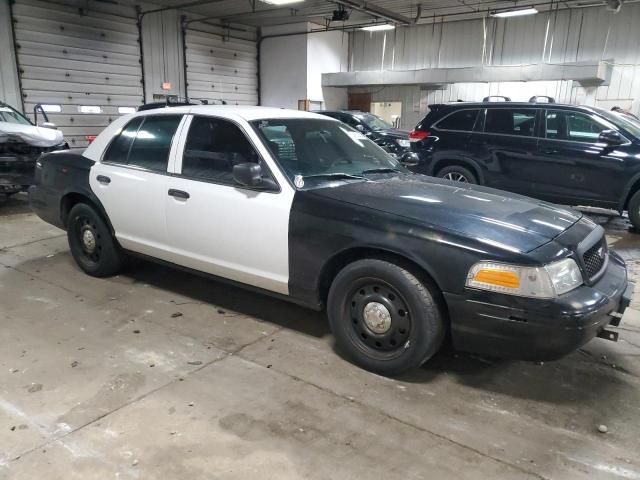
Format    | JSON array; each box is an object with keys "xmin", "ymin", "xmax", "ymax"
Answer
[
  {"xmin": 164, "ymin": 181, "xmax": 293, "ymax": 294},
  {"xmin": 90, "ymin": 164, "xmax": 170, "ymax": 258}
]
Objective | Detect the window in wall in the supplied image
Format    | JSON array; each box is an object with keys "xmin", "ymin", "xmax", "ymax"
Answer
[
  {"xmin": 436, "ymin": 109, "xmax": 480, "ymax": 131},
  {"xmin": 181, "ymin": 116, "xmax": 267, "ymax": 184},
  {"xmin": 127, "ymin": 115, "xmax": 182, "ymax": 172},
  {"xmin": 484, "ymin": 109, "xmax": 537, "ymax": 137}
]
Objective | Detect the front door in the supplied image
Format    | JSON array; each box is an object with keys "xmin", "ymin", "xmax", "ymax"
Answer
[
  {"xmin": 164, "ymin": 115, "xmax": 294, "ymax": 295},
  {"xmin": 469, "ymin": 107, "xmax": 540, "ymax": 195},
  {"xmin": 90, "ymin": 114, "xmax": 183, "ymax": 258},
  {"xmin": 534, "ymin": 109, "xmax": 626, "ymax": 208}
]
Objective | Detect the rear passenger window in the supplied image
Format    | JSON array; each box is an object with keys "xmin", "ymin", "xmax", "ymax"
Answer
[
  {"xmin": 485, "ymin": 109, "xmax": 537, "ymax": 137},
  {"xmin": 436, "ymin": 110, "xmax": 480, "ymax": 131},
  {"xmin": 181, "ymin": 116, "xmax": 268, "ymax": 184},
  {"xmin": 103, "ymin": 117, "xmax": 143, "ymax": 164},
  {"xmin": 127, "ymin": 115, "xmax": 182, "ymax": 172}
]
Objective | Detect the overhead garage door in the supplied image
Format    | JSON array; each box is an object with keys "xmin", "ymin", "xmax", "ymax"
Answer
[
  {"xmin": 12, "ymin": 0, "xmax": 143, "ymax": 150},
  {"xmin": 185, "ymin": 23, "xmax": 258, "ymax": 106}
]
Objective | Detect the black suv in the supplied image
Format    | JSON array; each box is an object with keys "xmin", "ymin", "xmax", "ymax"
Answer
[
  {"xmin": 408, "ymin": 97, "xmax": 640, "ymax": 229},
  {"xmin": 316, "ymin": 110, "xmax": 412, "ymax": 160}
]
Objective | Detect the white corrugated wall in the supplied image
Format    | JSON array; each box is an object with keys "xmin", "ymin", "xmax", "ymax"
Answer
[
  {"xmin": 348, "ymin": 4, "xmax": 640, "ymax": 128},
  {"xmin": 185, "ymin": 22, "xmax": 258, "ymax": 106},
  {"xmin": 11, "ymin": 0, "xmax": 144, "ymax": 149},
  {"xmin": 0, "ymin": 0, "xmax": 21, "ymax": 110}
]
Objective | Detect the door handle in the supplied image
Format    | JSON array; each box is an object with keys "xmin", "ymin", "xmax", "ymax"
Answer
[
  {"xmin": 96, "ymin": 175, "xmax": 111, "ymax": 184},
  {"xmin": 542, "ymin": 149, "xmax": 558, "ymax": 155},
  {"xmin": 168, "ymin": 189, "xmax": 190, "ymax": 200}
]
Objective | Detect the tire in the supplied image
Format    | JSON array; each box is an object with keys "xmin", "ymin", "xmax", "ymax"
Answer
[
  {"xmin": 628, "ymin": 190, "xmax": 640, "ymax": 231},
  {"xmin": 327, "ymin": 259, "xmax": 445, "ymax": 376},
  {"xmin": 437, "ymin": 165, "xmax": 478, "ymax": 184},
  {"xmin": 66, "ymin": 203, "xmax": 124, "ymax": 277}
]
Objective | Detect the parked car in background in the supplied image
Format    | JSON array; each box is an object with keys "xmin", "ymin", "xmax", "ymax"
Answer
[
  {"xmin": 0, "ymin": 101, "xmax": 67, "ymax": 199},
  {"xmin": 408, "ymin": 97, "xmax": 640, "ymax": 229},
  {"xmin": 29, "ymin": 106, "xmax": 631, "ymax": 375},
  {"xmin": 316, "ymin": 110, "xmax": 412, "ymax": 161}
]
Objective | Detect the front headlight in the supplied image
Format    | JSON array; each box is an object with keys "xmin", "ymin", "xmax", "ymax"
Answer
[
  {"xmin": 466, "ymin": 258, "xmax": 583, "ymax": 298},
  {"xmin": 396, "ymin": 139, "xmax": 410, "ymax": 148}
]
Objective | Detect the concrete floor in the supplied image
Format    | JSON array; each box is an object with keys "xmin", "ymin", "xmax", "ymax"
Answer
[{"xmin": 1, "ymin": 193, "xmax": 639, "ymax": 480}]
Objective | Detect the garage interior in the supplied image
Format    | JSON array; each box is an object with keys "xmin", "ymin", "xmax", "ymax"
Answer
[{"xmin": 1, "ymin": 0, "xmax": 640, "ymax": 478}]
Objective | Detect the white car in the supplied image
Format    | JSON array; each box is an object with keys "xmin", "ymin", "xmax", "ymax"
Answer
[{"xmin": 29, "ymin": 105, "xmax": 631, "ymax": 375}]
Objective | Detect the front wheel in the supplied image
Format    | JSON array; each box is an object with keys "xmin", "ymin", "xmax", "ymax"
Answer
[
  {"xmin": 327, "ymin": 259, "xmax": 445, "ymax": 376},
  {"xmin": 628, "ymin": 190, "xmax": 640, "ymax": 232},
  {"xmin": 67, "ymin": 203, "xmax": 124, "ymax": 277}
]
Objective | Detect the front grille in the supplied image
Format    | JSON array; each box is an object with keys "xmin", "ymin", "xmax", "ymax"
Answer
[{"xmin": 582, "ymin": 237, "xmax": 608, "ymax": 280}]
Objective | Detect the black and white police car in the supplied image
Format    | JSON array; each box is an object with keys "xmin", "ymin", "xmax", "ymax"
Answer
[{"xmin": 30, "ymin": 106, "xmax": 632, "ymax": 375}]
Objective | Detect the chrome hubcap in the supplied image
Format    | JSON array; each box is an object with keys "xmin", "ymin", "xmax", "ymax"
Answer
[
  {"xmin": 362, "ymin": 302, "xmax": 392, "ymax": 334},
  {"xmin": 81, "ymin": 228, "xmax": 96, "ymax": 253},
  {"xmin": 443, "ymin": 172, "xmax": 468, "ymax": 183}
]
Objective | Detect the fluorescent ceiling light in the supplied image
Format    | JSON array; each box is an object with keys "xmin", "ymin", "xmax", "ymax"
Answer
[
  {"xmin": 260, "ymin": 0, "xmax": 304, "ymax": 5},
  {"xmin": 360, "ymin": 24, "xmax": 396, "ymax": 32},
  {"xmin": 491, "ymin": 7, "xmax": 538, "ymax": 18}
]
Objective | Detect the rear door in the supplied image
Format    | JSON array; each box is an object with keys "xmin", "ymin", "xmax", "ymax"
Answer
[
  {"xmin": 535, "ymin": 109, "xmax": 626, "ymax": 207},
  {"xmin": 430, "ymin": 108, "xmax": 481, "ymax": 174},
  {"xmin": 90, "ymin": 114, "xmax": 183, "ymax": 257},
  {"xmin": 469, "ymin": 107, "xmax": 539, "ymax": 195},
  {"xmin": 164, "ymin": 115, "xmax": 294, "ymax": 294}
]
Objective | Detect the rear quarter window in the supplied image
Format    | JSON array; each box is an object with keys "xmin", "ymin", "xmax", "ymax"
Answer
[{"xmin": 435, "ymin": 109, "xmax": 480, "ymax": 131}]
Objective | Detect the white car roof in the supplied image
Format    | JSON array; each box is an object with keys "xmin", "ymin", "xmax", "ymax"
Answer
[
  {"xmin": 84, "ymin": 105, "xmax": 337, "ymax": 160},
  {"xmin": 137, "ymin": 105, "xmax": 333, "ymax": 121}
]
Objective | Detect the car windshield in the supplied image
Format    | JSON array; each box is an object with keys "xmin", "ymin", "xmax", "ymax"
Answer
[
  {"xmin": 356, "ymin": 113, "xmax": 393, "ymax": 131},
  {"xmin": 596, "ymin": 108, "xmax": 640, "ymax": 139},
  {"xmin": 0, "ymin": 105, "xmax": 32, "ymax": 125},
  {"xmin": 252, "ymin": 118, "xmax": 403, "ymax": 185}
]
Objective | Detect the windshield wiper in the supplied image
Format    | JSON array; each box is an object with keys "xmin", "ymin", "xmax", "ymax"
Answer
[{"xmin": 302, "ymin": 172, "xmax": 366, "ymax": 180}]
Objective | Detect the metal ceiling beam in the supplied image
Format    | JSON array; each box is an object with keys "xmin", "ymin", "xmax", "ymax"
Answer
[{"xmin": 328, "ymin": 0, "xmax": 412, "ymax": 25}]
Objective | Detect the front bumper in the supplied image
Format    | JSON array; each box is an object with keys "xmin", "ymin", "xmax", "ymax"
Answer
[
  {"xmin": 0, "ymin": 155, "xmax": 38, "ymax": 193},
  {"xmin": 445, "ymin": 251, "xmax": 633, "ymax": 361}
]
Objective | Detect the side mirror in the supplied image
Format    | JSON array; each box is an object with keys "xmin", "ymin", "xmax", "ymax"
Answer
[
  {"xmin": 41, "ymin": 122, "xmax": 58, "ymax": 130},
  {"xmin": 599, "ymin": 129, "xmax": 625, "ymax": 145},
  {"xmin": 355, "ymin": 124, "xmax": 366, "ymax": 133},
  {"xmin": 232, "ymin": 163, "xmax": 278, "ymax": 191}
]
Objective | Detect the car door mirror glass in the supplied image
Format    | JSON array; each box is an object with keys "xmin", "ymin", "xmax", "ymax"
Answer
[
  {"xmin": 599, "ymin": 129, "xmax": 625, "ymax": 145},
  {"xmin": 232, "ymin": 163, "xmax": 278, "ymax": 191}
]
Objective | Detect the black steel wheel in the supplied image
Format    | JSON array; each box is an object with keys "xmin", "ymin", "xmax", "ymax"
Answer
[
  {"xmin": 328, "ymin": 259, "xmax": 445, "ymax": 376},
  {"xmin": 67, "ymin": 203, "xmax": 123, "ymax": 277},
  {"xmin": 348, "ymin": 281, "xmax": 412, "ymax": 358}
]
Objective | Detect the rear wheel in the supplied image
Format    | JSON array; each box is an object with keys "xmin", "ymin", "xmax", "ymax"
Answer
[
  {"xmin": 327, "ymin": 259, "xmax": 445, "ymax": 376},
  {"xmin": 628, "ymin": 190, "xmax": 640, "ymax": 231},
  {"xmin": 437, "ymin": 165, "xmax": 477, "ymax": 184},
  {"xmin": 67, "ymin": 203, "xmax": 124, "ymax": 277}
]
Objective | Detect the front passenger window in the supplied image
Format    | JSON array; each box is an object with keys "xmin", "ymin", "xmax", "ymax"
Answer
[
  {"xmin": 545, "ymin": 110, "xmax": 607, "ymax": 143},
  {"xmin": 181, "ymin": 116, "xmax": 269, "ymax": 185}
]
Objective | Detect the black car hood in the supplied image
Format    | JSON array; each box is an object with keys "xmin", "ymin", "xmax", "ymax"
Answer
[
  {"xmin": 373, "ymin": 128, "xmax": 409, "ymax": 140},
  {"xmin": 310, "ymin": 174, "xmax": 582, "ymax": 254}
]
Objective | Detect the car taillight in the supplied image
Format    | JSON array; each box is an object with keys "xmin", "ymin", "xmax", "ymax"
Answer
[
  {"xmin": 85, "ymin": 135, "xmax": 97, "ymax": 144},
  {"xmin": 409, "ymin": 130, "xmax": 430, "ymax": 142}
]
